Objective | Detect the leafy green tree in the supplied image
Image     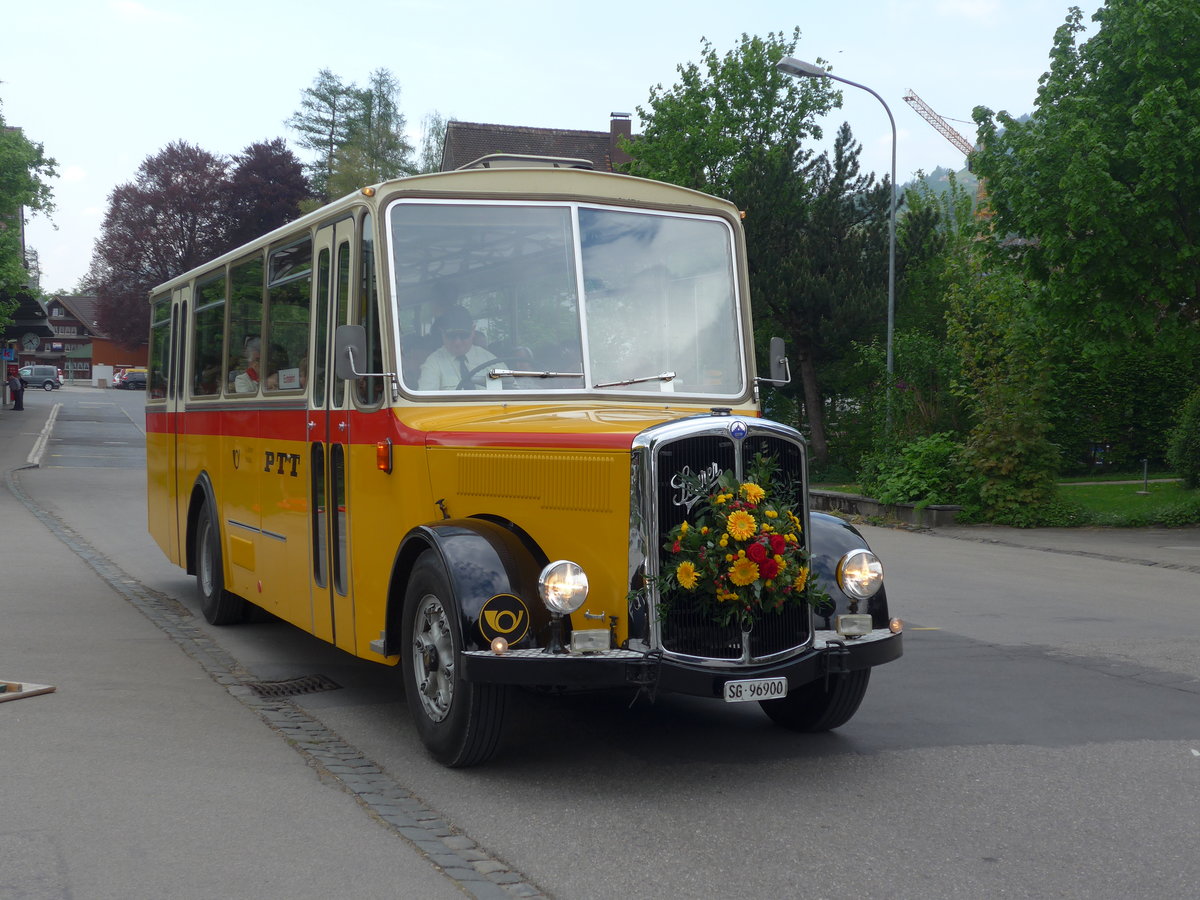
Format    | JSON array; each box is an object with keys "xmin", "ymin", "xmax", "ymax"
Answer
[
  {"xmin": 0, "ymin": 98, "xmax": 57, "ymax": 324},
  {"xmin": 946, "ymin": 264, "xmax": 1062, "ymax": 525},
  {"xmin": 972, "ymin": 0, "xmax": 1200, "ymax": 340},
  {"xmin": 625, "ymin": 31, "xmax": 896, "ymax": 464},
  {"xmin": 1167, "ymin": 387, "xmax": 1200, "ymax": 488}
]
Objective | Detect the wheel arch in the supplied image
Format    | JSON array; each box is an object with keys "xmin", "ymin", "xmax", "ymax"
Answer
[
  {"xmin": 383, "ymin": 517, "xmax": 551, "ymax": 658},
  {"xmin": 808, "ymin": 511, "xmax": 891, "ymax": 627},
  {"xmin": 185, "ymin": 472, "xmax": 219, "ymax": 578}
]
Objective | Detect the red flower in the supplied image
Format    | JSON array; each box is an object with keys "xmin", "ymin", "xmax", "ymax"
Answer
[
  {"xmin": 760, "ymin": 558, "xmax": 780, "ymax": 580},
  {"xmin": 746, "ymin": 541, "xmax": 768, "ymax": 563},
  {"xmin": 769, "ymin": 534, "xmax": 787, "ymax": 555},
  {"xmin": 672, "ymin": 540, "xmax": 681, "ymax": 553}
]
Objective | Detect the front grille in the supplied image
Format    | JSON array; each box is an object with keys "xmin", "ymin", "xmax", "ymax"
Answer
[{"xmin": 647, "ymin": 422, "xmax": 811, "ymax": 662}]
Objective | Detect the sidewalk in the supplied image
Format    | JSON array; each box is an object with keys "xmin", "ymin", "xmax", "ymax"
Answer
[
  {"xmin": 0, "ymin": 395, "xmax": 469, "ymax": 899},
  {"xmin": 922, "ymin": 522, "xmax": 1200, "ymax": 573}
]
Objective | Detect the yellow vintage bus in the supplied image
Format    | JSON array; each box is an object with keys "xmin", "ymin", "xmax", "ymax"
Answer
[{"xmin": 146, "ymin": 159, "xmax": 902, "ymax": 766}]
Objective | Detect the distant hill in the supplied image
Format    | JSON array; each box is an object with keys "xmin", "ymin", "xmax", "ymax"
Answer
[{"xmin": 907, "ymin": 164, "xmax": 979, "ymax": 200}]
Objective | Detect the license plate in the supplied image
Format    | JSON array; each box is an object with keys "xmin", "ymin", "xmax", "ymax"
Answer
[{"xmin": 723, "ymin": 676, "xmax": 788, "ymax": 703}]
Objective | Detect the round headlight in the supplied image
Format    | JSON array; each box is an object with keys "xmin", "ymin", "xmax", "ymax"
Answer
[
  {"xmin": 538, "ymin": 560, "xmax": 589, "ymax": 615},
  {"xmin": 836, "ymin": 548, "xmax": 884, "ymax": 601}
]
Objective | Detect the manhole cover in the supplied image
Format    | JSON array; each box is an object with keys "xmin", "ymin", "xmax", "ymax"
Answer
[{"xmin": 246, "ymin": 674, "xmax": 342, "ymax": 698}]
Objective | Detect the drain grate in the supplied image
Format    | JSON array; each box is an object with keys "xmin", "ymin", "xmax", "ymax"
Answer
[{"xmin": 246, "ymin": 674, "xmax": 342, "ymax": 698}]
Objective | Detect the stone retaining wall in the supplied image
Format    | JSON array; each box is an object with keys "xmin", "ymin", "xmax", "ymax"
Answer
[{"xmin": 810, "ymin": 490, "xmax": 962, "ymax": 527}]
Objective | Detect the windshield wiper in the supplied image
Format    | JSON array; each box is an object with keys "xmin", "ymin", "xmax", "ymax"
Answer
[
  {"xmin": 594, "ymin": 371, "xmax": 676, "ymax": 388},
  {"xmin": 487, "ymin": 369, "xmax": 585, "ymax": 380}
]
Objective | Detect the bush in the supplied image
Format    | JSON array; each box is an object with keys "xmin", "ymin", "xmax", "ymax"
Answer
[
  {"xmin": 858, "ymin": 432, "xmax": 964, "ymax": 505},
  {"xmin": 1167, "ymin": 387, "xmax": 1200, "ymax": 489}
]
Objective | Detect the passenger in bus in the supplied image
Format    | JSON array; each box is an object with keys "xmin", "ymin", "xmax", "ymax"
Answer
[
  {"xmin": 417, "ymin": 307, "xmax": 496, "ymax": 390},
  {"xmin": 234, "ymin": 337, "xmax": 261, "ymax": 393}
]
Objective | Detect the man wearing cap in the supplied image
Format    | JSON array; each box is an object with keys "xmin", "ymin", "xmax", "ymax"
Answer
[{"xmin": 417, "ymin": 307, "xmax": 498, "ymax": 391}]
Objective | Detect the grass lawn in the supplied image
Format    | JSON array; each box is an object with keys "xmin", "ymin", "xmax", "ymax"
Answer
[{"xmin": 1058, "ymin": 479, "xmax": 1197, "ymax": 523}]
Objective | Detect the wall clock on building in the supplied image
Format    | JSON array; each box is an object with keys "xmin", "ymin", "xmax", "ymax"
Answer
[{"xmin": 22, "ymin": 333, "xmax": 40, "ymax": 351}]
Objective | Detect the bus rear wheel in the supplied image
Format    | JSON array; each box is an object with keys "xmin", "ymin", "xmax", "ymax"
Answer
[
  {"xmin": 759, "ymin": 669, "xmax": 871, "ymax": 732},
  {"xmin": 195, "ymin": 503, "xmax": 246, "ymax": 625},
  {"xmin": 401, "ymin": 551, "xmax": 507, "ymax": 767}
]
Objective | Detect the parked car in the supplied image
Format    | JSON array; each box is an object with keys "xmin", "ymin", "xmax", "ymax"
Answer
[
  {"xmin": 18, "ymin": 365, "xmax": 62, "ymax": 391},
  {"xmin": 121, "ymin": 370, "xmax": 147, "ymax": 390}
]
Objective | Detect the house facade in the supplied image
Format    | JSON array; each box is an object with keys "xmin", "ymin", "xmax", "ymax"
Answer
[
  {"xmin": 13, "ymin": 294, "xmax": 146, "ymax": 384},
  {"xmin": 440, "ymin": 114, "xmax": 633, "ymax": 172}
]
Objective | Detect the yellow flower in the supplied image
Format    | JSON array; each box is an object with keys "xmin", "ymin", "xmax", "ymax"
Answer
[
  {"xmin": 679, "ymin": 521, "xmax": 689, "ymax": 535},
  {"xmin": 729, "ymin": 557, "xmax": 759, "ymax": 587},
  {"xmin": 740, "ymin": 482, "xmax": 765, "ymax": 504},
  {"xmin": 726, "ymin": 509, "xmax": 756, "ymax": 541},
  {"xmin": 765, "ymin": 509, "xmax": 778, "ymax": 519},
  {"xmin": 719, "ymin": 534, "xmax": 729, "ymax": 547},
  {"xmin": 676, "ymin": 560, "xmax": 698, "ymax": 590},
  {"xmin": 792, "ymin": 567, "xmax": 810, "ymax": 592}
]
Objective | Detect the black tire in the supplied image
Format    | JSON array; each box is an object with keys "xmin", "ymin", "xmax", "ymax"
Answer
[
  {"xmin": 401, "ymin": 551, "xmax": 507, "ymax": 767},
  {"xmin": 195, "ymin": 503, "xmax": 246, "ymax": 625},
  {"xmin": 42, "ymin": 381, "xmax": 54, "ymax": 391},
  {"xmin": 760, "ymin": 669, "xmax": 871, "ymax": 732}
]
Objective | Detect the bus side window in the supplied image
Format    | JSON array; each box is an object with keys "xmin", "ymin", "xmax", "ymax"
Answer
[
  {"xmin": 265, "ymin": 238, "xmax": 313, "ymax": 392},
  {"xmin": 356, "ymin": 213, "xmax": 384, "ymax": 405},
  {"xmin": 228, "ymin": 255, "xmax": 265, "ymax": 394},
  {"xmin": 192, "ymin": 272, "xmax": 226, "ymax": 397}
]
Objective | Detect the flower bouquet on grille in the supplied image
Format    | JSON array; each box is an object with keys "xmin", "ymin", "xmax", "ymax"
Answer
[{"xmin": 657, "ymin": 456, "xmax": 819, "ymax": 630}]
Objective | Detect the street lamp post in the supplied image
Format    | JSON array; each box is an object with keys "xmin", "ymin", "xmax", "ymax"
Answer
[{"xmin": 776, "ymin": 57, "xmax": 897, "ymax": 387}]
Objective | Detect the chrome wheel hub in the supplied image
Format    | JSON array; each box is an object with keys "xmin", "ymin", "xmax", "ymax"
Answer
[{"xmin": 412, "ymin": 594, "xmax": 455, "ymax": 722}]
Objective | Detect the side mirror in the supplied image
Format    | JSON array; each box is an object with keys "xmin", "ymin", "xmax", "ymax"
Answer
[
  {"xmin": 334, "ymin": 324, "xmax": 367, "ymax": 381},
  {"xmin": 760, "ymin": 336, "xmax": 791, "ymax": 387}
]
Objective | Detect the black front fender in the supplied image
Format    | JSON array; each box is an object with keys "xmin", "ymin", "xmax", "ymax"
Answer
[
  {"xmin": 808, "ymin": 512, "xmax": 891, "ymax": 628},
  {"xmin": 394, "ymin": 519, "xmax": 550, "ymax": 652}
]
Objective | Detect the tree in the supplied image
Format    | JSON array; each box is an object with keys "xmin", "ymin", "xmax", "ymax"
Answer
[
  {"xmin": 626, "ymin": 31, "xmax": 896, "ymax": 464},
  {"xmin": 286, "ymin": 69, "xmax": 358, "ymax": 201},
  {"xmin": 415, "ymin": 111, "xmax": 449, "ymax": 174},
  {"xmin": 222, "ymin": 138, "xmax": 311, "ymax": 251},
  {"xmin": 972, "ymin": 0, "xmax": 1200, "ymax": 340},
  {"xmin": 1, "ymin": 98, "xmax": 57, "ymax": 323},
  {"xmin": 90, "ymin": 142, "xmax": 229, "ymax": 347},
  {"xmin": 288, "ymin": 68, "xmax": 416, "ymax": 201},
  {"xmin": 946, "ymin": 264, "xmax": 1061, "ymax": 525},
  {"xmin": 749, "ymin": 123, "xmax": 893, "ymax": 464}
]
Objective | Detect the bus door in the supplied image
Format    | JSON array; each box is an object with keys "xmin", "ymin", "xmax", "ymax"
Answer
[
  {"xmin": 146, "ymin": 288, "xmax": 187, "ymax": 567},
  {"xmin": 309, "ymin": 217, "xmax": 356, "ymax": 651}
]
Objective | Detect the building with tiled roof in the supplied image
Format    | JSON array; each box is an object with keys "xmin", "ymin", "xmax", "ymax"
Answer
[{"xmin": 440, "ymin": 114, "xmax": 633, "ymax": 172}]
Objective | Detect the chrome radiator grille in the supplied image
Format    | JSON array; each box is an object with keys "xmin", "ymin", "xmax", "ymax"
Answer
[{"xmin": 641, "ymin": 421, "xmax": 811, "ymax": 663}]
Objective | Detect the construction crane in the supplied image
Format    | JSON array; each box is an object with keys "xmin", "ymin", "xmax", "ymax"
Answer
[
  {"xmin": 902, "ymin": 89, "xmax": 975, "ymax": 157},
  {"xmin": 902, "ymin": 88, "xmax": 989, "ymax": 216}
]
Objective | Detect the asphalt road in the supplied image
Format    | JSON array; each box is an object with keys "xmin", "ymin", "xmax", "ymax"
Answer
[{"xmin": 13, "ymin": 387, "xmax": 1200, "ymax": 900}]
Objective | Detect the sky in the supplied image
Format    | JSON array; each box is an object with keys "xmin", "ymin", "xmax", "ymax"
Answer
[{"xmin": 5, "ymin": 0, "xmax": 1101, "ymax": 294}]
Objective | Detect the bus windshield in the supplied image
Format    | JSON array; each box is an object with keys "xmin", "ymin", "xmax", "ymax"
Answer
[{"xmin": 388, "ymin": 200, "xmax": 746, "ymax": 396}]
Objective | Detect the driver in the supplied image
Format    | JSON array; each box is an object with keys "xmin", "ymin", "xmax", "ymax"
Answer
[{"xmin": 417, "ymin": 307, "xmax": 496, "ymax": 390}]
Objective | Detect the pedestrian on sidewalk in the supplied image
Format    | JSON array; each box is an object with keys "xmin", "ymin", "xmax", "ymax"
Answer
[{"xmin": 8, "ymin": 372, "xmax": 25, "ymax": 410}]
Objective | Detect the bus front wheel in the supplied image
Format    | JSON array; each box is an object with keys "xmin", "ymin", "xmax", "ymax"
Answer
[
  {"xmin": 759, "ymin": 669, "xmax": 870, "ymax": 732},
  {"xmin": 195, "ymin": 503, "xmax": 246, "ymax": 626},
  {"xmin": 401, "ymin": 551, "xmax": 507, "ymax": 767}
]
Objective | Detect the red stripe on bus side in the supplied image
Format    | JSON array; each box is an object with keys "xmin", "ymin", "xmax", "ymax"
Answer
[{"xmin": 144, "ymin": 407, "xmax": 635, "ymax": 451}]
